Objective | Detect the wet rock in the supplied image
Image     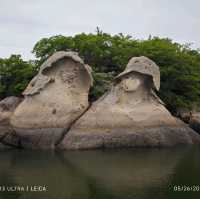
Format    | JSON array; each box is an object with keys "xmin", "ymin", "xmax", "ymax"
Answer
[
  {"xmin": 11, "ymin": 51, "xmax": 93, "ymax": 149},
  {"xmin": 59, "ymin": 56, "xmax": 200, "ymax": 150}
]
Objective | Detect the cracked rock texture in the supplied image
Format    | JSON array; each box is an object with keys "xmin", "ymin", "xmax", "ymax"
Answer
[
  {"xmin": 10, "ymin": 51, "xmax": 93, "ymax": 149},
  {"xmin": 59, "ymin": 56, "xmax": 200, "ymax": 150}
]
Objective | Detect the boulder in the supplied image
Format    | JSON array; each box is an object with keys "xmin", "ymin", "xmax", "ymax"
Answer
[
  {"xmin": 0, "ymin": 96, "xmax": 22, "ymax": 126},
  {"xmin": 0, "ymin": 96, "xmax": 22, "ymax": 148},
  {"xmin": 176, "ymin": 108, "xmax": 192, "ymax": 123},
  {"xmin": 10, "ymin": 51, "xmax": 93, "ymax": 149},
  {"xmin": 190, "ymin": 113, "xmax": 200, "ymax": 133},
  {"xmin": 59, "ymin": 56, "xmax": 200, "ymax": 150}
]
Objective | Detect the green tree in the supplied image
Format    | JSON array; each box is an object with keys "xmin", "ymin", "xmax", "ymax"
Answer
[
  {"xmin": 32, "ymin": 32, "xmax": 200, "ymax": 112},
  {"xmin": 0, "ymin": 55, "xmax": 36, "ymax": 99}
]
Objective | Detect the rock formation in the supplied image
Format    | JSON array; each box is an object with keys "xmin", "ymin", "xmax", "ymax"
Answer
[
  {"xmin": 10, "ymin": 51, "xmax": 93, "ymax": 149},
  {"xmin": 59, "ymin": 56, "xmax": 200, "ymax": 150},
  {"xmin": 0, "ymin": 96, "xmax": 22, "ymax": 148},
  {"xmin": 190, "ymin": 113, "xmax": 200, "ymax": 134}
]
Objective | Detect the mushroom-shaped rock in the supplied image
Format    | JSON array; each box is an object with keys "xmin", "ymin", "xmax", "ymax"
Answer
[
  {"xmin": 116, "ymin": 56, "xmax": 160, "ymax": 91},
  {"xmin": 11, "ymin": 51, "xmax": 93, "ymax": 149},
  {"xmin": 59, "ymin": 56, "xmax": 200, "ymax": 150}
]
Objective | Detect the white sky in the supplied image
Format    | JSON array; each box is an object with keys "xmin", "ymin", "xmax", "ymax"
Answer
[{"xmin": 0, "ymin": 0, "xmax": 200, "ymax": 60}]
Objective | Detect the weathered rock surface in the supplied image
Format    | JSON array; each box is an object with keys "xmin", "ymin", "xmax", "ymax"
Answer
[
  {"xmin": 0, "ymin": 96, "xmax": 22, "ymax": 148},
  {"xmin": 59, "ymin": 56, "xmax": 200, "ymax": 150},
  {"xmin": 0, "ymin": 96, "xmax": 22, "ymax": 127},
  {"xmin": 10, "ymin": 51, "xmax": 93, "ymax": 149},
  {"xmin": 176, "ymin": 108, "xmax": 192, "ymax": 123},
  {"xmin": 190, "ymin": 113, "xmax": 200, "ymax": 134}
]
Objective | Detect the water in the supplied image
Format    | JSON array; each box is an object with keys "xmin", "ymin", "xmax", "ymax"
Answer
[{"xmin": 0, "ymin": 146, "xmax": 200, "ymax": 199}]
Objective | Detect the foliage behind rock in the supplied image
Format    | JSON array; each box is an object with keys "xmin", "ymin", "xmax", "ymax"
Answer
[
  {"xmin": 0, "ymin": 55, "xmax": 37, "ymax": 99},
  {"xmin": 0, "ymin": 31, "xmax": 200, "ymax": 113}
]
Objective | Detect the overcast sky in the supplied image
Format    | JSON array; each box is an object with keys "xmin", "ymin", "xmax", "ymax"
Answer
[{"xmin": 0, "ymin": 0, "xmax": 200, "ymax": 60}]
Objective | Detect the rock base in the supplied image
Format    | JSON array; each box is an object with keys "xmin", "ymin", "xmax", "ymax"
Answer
[{"xmin": 59, "ymin": 126, "xmax": 200, "ymax": 150}]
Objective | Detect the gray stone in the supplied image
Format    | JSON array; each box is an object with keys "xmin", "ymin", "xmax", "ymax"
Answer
[
  {"xmin": 0, "ymin": 96, "xmax": 22, "ymax": 148},
  {"xmin": 115, "ymin": 56, "xmax": 160, "ymax": 91},
  {"xmin": 59, "ymin": 57, "xmax": 200, "ymax": 150},
  {"xmin": 11, "ymin": 51, "xmax": 93, "ymax": 149}
]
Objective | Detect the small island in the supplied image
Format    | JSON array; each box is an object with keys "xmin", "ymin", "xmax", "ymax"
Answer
[{"xmin": 0, "ymin": 49, "xmax": 199, "ymax": 149}]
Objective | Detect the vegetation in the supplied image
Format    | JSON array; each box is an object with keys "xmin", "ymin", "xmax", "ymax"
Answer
[
  {"xmin": 0, "ymin": 30, "xmax": 200, "ymax": 113},
  {"xmin": 0, "ymin": 55, "xmax": 36, "ymax": 98}
]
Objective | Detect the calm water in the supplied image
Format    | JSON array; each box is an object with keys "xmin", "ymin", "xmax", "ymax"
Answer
[{"xmin": 0, "ymin": 146, "xmax": 200, "ymax": 199}]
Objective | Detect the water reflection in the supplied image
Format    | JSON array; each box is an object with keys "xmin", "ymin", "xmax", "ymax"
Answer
[{"xmin": 0, "ymin": 147, "xmax": 199, "ymax": 199}]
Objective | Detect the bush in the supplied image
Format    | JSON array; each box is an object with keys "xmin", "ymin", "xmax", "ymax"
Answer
[{"xmin": 0, "ymin": 55, "xmax": 36, "ymax": 99}]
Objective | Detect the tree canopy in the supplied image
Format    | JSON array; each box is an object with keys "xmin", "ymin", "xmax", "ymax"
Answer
[
  {"xmin": 1, "ymin": 31, "xmax": 200, "ymax": 113},
  {"xmin": 0, "ymin": 55, "xmax": 36, "ymax": 98}
]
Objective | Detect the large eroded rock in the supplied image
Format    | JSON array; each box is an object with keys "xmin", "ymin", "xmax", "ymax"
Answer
[
  {"xmin": 59, "ymin": 56, "xmax": 200, "ymax": 150},
  {"xmin": 11, "ymin": 51, "xmax": 93, "ymax": 149}
]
